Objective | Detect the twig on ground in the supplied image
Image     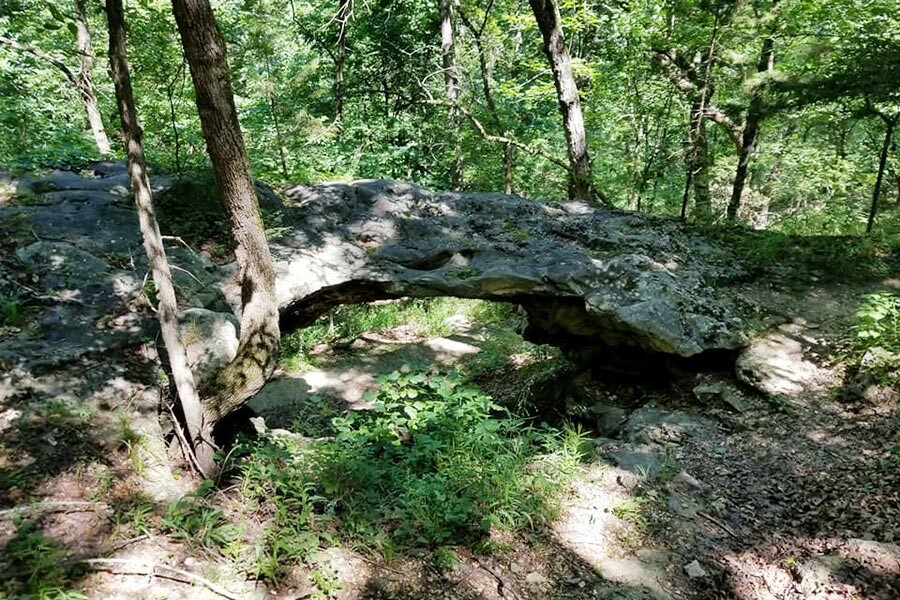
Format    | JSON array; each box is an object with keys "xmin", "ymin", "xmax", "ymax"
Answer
[
  {"xmin": 80, "ymin": 558, "xmax": 242, "ymax": 600},
  {"xmin": 106, "ymin": 534, "xmax": 150, "ymax": 554},
  {"xmin": 697, "ymin": 510, "xmax": 738, "ymax": 538},
  {"xmin": 0, "ymin": 500, "xmax": 109, "ymax": 519}
]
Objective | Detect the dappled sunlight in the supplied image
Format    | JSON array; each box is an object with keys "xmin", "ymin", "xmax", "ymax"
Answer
[{"xmin": 551, "ymin": 462, "xmax": 674, "ymax": 596}]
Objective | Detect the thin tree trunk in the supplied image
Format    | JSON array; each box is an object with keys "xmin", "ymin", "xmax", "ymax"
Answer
[
  {"xmin": 165, "ymin": 62, "xmax": 185, "ymax": 177},
  {"xmin": 105, "ymin": 0, "xmax": 214, "ymax": 476},
  {"xmin": 172, "ymin": 0, "xmax": 281, "ymax": 424},
  {"xmin": 529, "ymin": 0, "xmax": 593, "ymax": 201},
  {"xmin": 459, "ymin": 2, "xmax": 514, "ymax": 193},
  {"xmin": 263, "ymin": 53, "xmax": 289, "ymax": 179},
  {"xmin": 686, "ymin": 15, "xmax": 719, "ymax": 221},
  {"xmin": 503, "ymin": 143, "xmax": 513, "ymax": 194},
  {"xmin": 74, "ymin": 0, "xmax": 111, "ymax": 155},
  {"xmin": 335, "ymin": 0, "xmax": 351, "ymax": 126},
  {"xmin": 867, "ymin": 115, "xmax": 897, "ymax": 233},
  {"xmin": 440, "ymin": 0, "xmax": 463, "ymax": 190},
  {"xmin": 727, "ymin": 13, "xmax": 777, "ymax": 221},
  {"xmin": 688, "ymin": 99, "xmax": 712, "ymax": 219},
  {"xmin": 680, "ymin": 161, "xmax": 693, "ymax": 220},
  {"xmin": 0, "ymin": 28, "xmax": 110, "ymax": 155}
]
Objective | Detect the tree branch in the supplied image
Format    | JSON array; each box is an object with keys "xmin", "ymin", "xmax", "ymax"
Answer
[
  {"xmin": 449, "ymin": 100, "xmax": 569, "ymax": 170},
  {"xmin": 0, "ymin": 35, "xmax": 78, "ymax": 86},
  {"xmin": 704, "ymin": 106, "xmax": 743, "ymax": 151}
]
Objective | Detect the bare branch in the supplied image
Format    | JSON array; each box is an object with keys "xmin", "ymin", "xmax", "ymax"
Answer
[{"xmin": 80, "ymin": 559, "xmax": 241, "ymax": 600}]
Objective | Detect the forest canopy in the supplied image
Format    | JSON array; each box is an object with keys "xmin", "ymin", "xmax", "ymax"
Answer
[{"xmin": 2, "ymin": 0, "xmax": 900, "ymax": 233}]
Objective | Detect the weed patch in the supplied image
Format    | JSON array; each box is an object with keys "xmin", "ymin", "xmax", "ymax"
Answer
[{"xmin": 236, "ymin": 370, "xmax": 585, "ymax": 580}]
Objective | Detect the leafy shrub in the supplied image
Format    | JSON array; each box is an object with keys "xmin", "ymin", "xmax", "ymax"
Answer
[
  {"xmin": 854, "ymin": 292, "xmax": 900, "ymax": 353},
  {"xmin": 238, "ymin": 370, "xmax": 584, "ymax": 568}
]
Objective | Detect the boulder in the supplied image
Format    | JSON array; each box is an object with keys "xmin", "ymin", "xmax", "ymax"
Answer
[
  {"xmin": 735, "ymin": 326, "xmax": 833, "ymax": 399},
  {"xmin": 177, "ymin": 308, "xmax": 239, "ymax": 387}
]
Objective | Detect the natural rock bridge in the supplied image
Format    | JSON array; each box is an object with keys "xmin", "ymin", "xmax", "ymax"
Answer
[
  {"xmin": 1, "ymin": 166, "xmax": 748, "ymax": 376},
  {"xmin": 272, "ymin": 179, "xmax": 747, "ymax": 365}
]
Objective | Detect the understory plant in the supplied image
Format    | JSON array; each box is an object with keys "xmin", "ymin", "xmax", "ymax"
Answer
[{"xmin": 237, "ymin": 369, "xmax": 585, "ymax": 576}]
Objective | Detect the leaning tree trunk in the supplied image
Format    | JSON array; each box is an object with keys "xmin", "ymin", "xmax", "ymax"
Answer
[
  {"xmin": 727, "ymin": 28, "xmax": 777, "ymax": 221},
  {"xmin": 172, "ymin": 0, "xmax": 281, "ymax": 424},
  {"xmin": 74, "ymin": 0, "xmax": 111, "ymax": 155},
  {"xmin": 440, "ymin": 0, "xmax": 463, "ymax": 190},
  {"xmin": 106, "ymin": 0, "xmax": 214, "ymax": 475},
  {"xmin": 867, "ymin": 114, "xmax": 897, "ymax": 234},
  {"xmin": 529, "ymin": 0, "xmax": 594, "ymax": 201}
]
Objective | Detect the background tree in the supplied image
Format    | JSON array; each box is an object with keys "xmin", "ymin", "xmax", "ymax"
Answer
[
  {"xmin": 528, "ymin": 0, "xmax": 594, "ymax": 201},
  {"xmin": 0, "ymin": 0, "xmax": 110, "ymax": 154}
]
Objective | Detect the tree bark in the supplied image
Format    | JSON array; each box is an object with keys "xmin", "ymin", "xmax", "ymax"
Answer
[
  {"xmin": 171, "ymin": 0, "xmax": 281, "ymax": 424},
  {"xmin": 74, "ymin": 0, "xmax": 111, "ymax": 155},
  {"xmin": 867, "ymin": 114, "xmax": 897, "ymax": 234},
  {"xmin": 528, "ymin": 0, "xmax": 594, "ymax": 201},
  {"xmin": 688, "ymin": 98, "xmax": 712, "ymax": 220},
  {"xmin": 335, "ymin": 0, "xmax": 351, "ymax": 126},
  {"xmin": 727, "ymin": 7, "xmax": 778, "ymax": 222},
  {"xmin": 105, "ymin": 0, "xmax": 214, "ymax": 475},
  {"xmin": 440, "ymin": 0, "xmax": 463, "ymax": 190}
]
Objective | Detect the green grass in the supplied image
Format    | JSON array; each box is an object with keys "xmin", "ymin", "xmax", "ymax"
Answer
[
  {"xmin": 161, "ymin": 481, "xmax": 239, "ymax": 553},
  {"xmin": 235, "ymin": 370, "xmax": 586, "ymax": 581},
  {"xmin": 0, "ymin": 291, "xmax": 24, "ymax": 328},
  {"xmin": 1, "ymin": 519, "xmax": 88, "ymax": 599},
  {"xmin": 280, "ymin": 298, "xmax": 514, "ymax": 370},
  {"xmin": 704, "ymin": 225, "xmax": 900, "ymax": 281}
]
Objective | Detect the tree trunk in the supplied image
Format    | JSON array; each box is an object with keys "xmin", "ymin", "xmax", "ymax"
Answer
[
  {"xmin": 172, "ymin": 0, "xmax": 281, "ymax": 424},
  {"xmin": 688, "ymin": 99, "xmax": 712, "ymax": 220},
  {"xmin": 106, "ymin": 0, "xmax": 214, "ymax": 475},
  {"xmin": 528, "ymin": 0, "xmax": 593, "ymax": 201},
  {"xmin": 459, "ymin": 3, "xmax": 513, "ymax": 193},
  {"xmin": 0, "ymin": 23, "xmax": 110, "ymax": 156},
  {"xmin": 440, "ymin": 0, "xmax": 463, "ymax": 190},
  {"xmin": 867, "ymin": 115, "xmax": 897, "ymax": 234},
  {"xmin": 335, "ymin": 0, "xmax": 351, "ymax": 126},
  {"xmin": 165, "ymin": 63, "xmax": 184, "ymax": 177},
  {"xmin": 74, "ymin": 0, "xmax": 111, "ymax": 155},
  {"xmin": 727, "ymin": 22, "xmax": 777, "ymax": 221},
  {"xmin": 263, "ymin": 53, "xmax": 289, "ymax": 179}
]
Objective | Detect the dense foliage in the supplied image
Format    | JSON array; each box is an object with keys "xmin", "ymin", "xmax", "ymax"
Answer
[{"xmin": 2, "ymin": 0, "xmax": 899, "ymax": 232}]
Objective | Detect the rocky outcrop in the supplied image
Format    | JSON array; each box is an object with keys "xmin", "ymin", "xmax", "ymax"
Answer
[
  {"xmin": 2, "ymin": 170, "xmax": 748, "ymax": 376},
  {"xmin": 272, "ymin": 180, "xmax": 747, "ymax": 366}
]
